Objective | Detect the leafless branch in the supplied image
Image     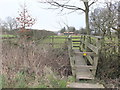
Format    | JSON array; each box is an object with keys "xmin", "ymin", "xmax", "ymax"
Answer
[
  {"xmin": 89, "ymin": 1, "xmax": 95, "ymax": 7},
  {"xmin": 39, "ymin": 0, "xmax": 85, "ymax": 12}
]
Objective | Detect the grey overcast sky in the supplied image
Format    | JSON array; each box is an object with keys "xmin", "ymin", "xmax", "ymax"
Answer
[{"xmin": 0, "ymin": 0, "xmax": 119, "ymax": 31}]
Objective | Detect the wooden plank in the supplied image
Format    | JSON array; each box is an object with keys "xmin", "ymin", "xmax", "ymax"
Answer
[
  {"xmin": 67, "ymin": 82, "xmax": 104, "ymax": 88},
  {"xmin": 92, "ymin": 57, "xmax": 99, "ymax": 76},
  {"xmin": 74, "ymin": 65, "xmax": 95, "ymax": 70},
  {"xmin": 75, "ymin": 55, "xmax": 87, "ymax": 65},
  {"xmin": 72, "ymin": 40, "xmax": 81, "ymax": 42},
  {"xmin": 73, "ymin": 50, "xmax": 94, "ymax": 80},
  {"xmin": 69, "ymin": 57, "xmax": 75, "ymax": 67},
  {"xmin": 81, "ymin": 40, "xmax": 98, "ymax": 54},
  {"xmin": 75, "ymin": 62, "xmax": 94, "ymax": 80},
  {"xmin": 71, "ymin": 37, "xmax": 81, "ymax": 39},
  {"xmin": 73, "ymin": 49, "xmax": 80, "ymax": 52},
  {"xmin": 68, "ymin": 40, "xmax": 76, "ymax": 76},
  {"xmin": 88, "ymin": 44, "xmax": 98, "ymax": 54},
  {"xmin": 72, "ymin": 42, "xmax": 80, "ymax": 44},
  {"xmin": 86, "ymin": 55, "xmax": 93, "ymax": 65},
  {"xmin": 76, "ymin": 71, "xmax": 94, "ymax": 80},
  {"xmin": 73, "ymin": 46, "xmax": 80, "ymax": 47},
  {"xmin": 69, "ymin": 56, "xmax": 76, "ymax": 76},
  {"xmin": 74, "ymin": 52, "xmax": 95, "ymax": 56}
]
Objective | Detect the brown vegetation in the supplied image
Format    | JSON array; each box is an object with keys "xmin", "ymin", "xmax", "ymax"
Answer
[{"xmin": 2, "ymin": 39, "xmax": 71, "ymax": 87}]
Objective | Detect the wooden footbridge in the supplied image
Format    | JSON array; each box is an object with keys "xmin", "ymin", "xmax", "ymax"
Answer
[
  {"xmin": 67, "ymin": 35, "xmax": 104, "ymax": 88},
  {"xmin": 43, "ymin": 35, "xmax": 104, "ymax": 88}
]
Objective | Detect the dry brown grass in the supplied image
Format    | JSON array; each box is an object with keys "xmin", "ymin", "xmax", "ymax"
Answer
[{"xmin": 2, "ymin": 39, "xmax": 71, "ymax": 87}]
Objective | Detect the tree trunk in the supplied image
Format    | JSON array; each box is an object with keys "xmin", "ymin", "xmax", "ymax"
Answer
[
  {"xmin": 85, "ymin": 2, "xmax": 90, "ymax": 35},
  {"xmin": 86, "ymin": 10, "xmax": 90, "ymax": 35}
]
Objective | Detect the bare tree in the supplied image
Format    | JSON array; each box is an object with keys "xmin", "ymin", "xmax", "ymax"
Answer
[
  {"xmin": 90, "ymin": 2, "xmax": 117, "ymax": 37},
  {"xmin": 90, "ymin": 1, "xmax": 120, "ymax": 55},
  {"xmin": 39, "ymin": 0, "xmax": 97, "ymax": 35},
  {"xmin": 60, "ymin": 27, "xmax": 66, "ymax": 33},
  {"xmin": 4, "ymin": 17, "xmax": 19, "ymax": 30},
  {"xmin": 0, "ymin": 18, "xmax": 8, "ymax": 31},
  {"xmin": 0, "ymin": 17, "xmax": 19, "ymax": 31}
]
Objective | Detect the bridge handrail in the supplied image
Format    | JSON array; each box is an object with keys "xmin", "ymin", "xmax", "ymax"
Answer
[{"xmin": 68, "ymin": 35, "xmax": 103, "ymax": 77}]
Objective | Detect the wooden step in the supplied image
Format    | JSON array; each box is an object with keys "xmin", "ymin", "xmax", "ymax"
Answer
[
  {"xmin": 73, "ymin": 49, "xmax": 80, "ymax": 53},
  {"xmin": 75, "ymin": 55, "xmax": 86, "ymax": 65},
  {"xmin": 76, "ymin": 71, "xmax": 94, "ymax": 80},
  {"xmin": 72, "ymin": 40, "xmax": 81, "ymax": 42},
  {"xmin": 73, "ymin": 65, "xmax": 95, "ymax": 70},
  {"xmin": 74, "ymin": 51, "xmax": 94, "ymax": 80},
  {"xmin": 73, "ymin": 46, "xmax": 80, "ymax": 47},
  {"xmin": 71, "ymin": 37, "xmax": 81, "ymax": 39},
  {"xmin": 67, "ymin": 82, "xmax": 104, "ymax": 88},
  {"xmin": 74, "ymin": 52, "xmax": 96, "ymax": 56},
  {"xmin": 72, "ymin": 42, "xmax": 80, "ymax": 44}
]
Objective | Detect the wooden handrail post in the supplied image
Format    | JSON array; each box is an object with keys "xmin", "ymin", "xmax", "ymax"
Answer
[
  {"xmin": 80, "ymin": 35, "xmax": 83, "ymax": 51},
  {"xmin": 83, "ymin": 35, "xmax": 86, "ymax": 50},
  {"xmin": 86, "ymin": 35, "xmax": 92, "ymax": 52},
  {"xmin": 93, "ymin": 36, "xmax": 103, "ymax": 77},
  {"xmin": 68, "ymin": 35, "xmax": 72, "ymax": 50}
]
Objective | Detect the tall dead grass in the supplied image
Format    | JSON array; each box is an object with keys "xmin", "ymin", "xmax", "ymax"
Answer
[{"xmin": 1, "ymin": 39, "xmax": 71, "ymax": 88}]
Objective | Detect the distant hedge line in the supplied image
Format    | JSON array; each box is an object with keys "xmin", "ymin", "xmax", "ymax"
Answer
[{"xmin": 3, "ymin": 29, "xmax": 56, "ymax": 40}]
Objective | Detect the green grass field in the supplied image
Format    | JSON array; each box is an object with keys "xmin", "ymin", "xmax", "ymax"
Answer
[
  {"xmin": 0, "ymin": 35, "xmax": 16, "ymax": 38},
  {"xmin": 42, "ymin": 35, "xmax": 118, "ymax": 49},
  {"xmin": 41, "ymin": 35, "xmax": 81, "ymax": 48}
]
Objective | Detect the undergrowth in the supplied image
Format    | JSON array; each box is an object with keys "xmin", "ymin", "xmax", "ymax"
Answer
[{"xmin": 2, "ymin": 66, "xmax": 75, "ymax": 88}]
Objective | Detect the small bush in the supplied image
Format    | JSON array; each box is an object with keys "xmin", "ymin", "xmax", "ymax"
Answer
[{"xmin": 97, "ymin": 40, "xmax": 120, "ymax": 88}]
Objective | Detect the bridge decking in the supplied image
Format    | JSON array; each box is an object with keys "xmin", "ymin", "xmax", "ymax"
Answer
[
  {"xmin": 73, "ymin": 49, "xmax": 94, "ymax": 80},
  {"xmin": 67, "ymin": 36, "xmax": 104, "ymax": 88},
  {"xmin": 67, "ymin": 82, "xmax": 104, "ymax": 88}
]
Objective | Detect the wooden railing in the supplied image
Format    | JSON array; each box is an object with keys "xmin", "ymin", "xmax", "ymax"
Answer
[
  {"xmin": 68, "ymin": 35, "xmax": 103, "ymax": 77},
  {"xmin": 40, "ymin": 35, "xmax": 102, "ymax": 77}
]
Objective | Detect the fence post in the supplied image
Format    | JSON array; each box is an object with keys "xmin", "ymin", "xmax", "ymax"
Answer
[
  {"xmin": 52, "ymin": 36, "xmax": 54, "ymax": 47},
  {"xmin": 86, "ymin": 35, "xmax": 92, "ymax": 52},
  {"xmin": 83, "ymin": 35, "xmax": 86, "ymax": 50},
  {"xmin": 68, "ymin": 35, "xmax": 72, "ymax": 50}
]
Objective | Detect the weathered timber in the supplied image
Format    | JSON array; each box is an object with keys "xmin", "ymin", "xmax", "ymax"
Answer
[
  {"xmin": 92, "ymin": 56, "xmax": 99, "ymax": 76},
  {"xmin": 71, "ymin": 37, "xmax": 81, "ymax": 39},
  {"xmin": 73, "ymin": 65, "xmax": 95, "ymax": 70},
  {"xmin": 73, "ymin": 49, "xmax": 94, "ymax": 80},
  {"xmin": 68, "ymin": 38, "xmax": 76, "ymax": 76},
  {"xmin": 72, "ymin": 40, "xmax": 81, "ymax": 42},
  {"xmin": 72, "ymin": 42, "xmax": 80, "ymax": 44},
  {"xmin": 86, "ymin": 55, "xmax": 93, "ymax": 65},
  {"xmin": 73, "ymin": 46, "xmax": 80, "ymax": 47},
  {"xmin": 74, "ymin": 52, "xmax": 96, "ymax": 56},
  {"xmin": 67, "ymin": 82, "xmax": 104, "ymax": 88},
  {"xmin": 81, "ymin": 40, "xmax": 98, "ymax": 54},
  {"xmin": 69, "ymin": 56, "xmax": 76, "ymax": 76}
]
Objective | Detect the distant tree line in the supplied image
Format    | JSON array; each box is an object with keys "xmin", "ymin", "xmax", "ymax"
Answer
[
  {"xmin": 59, "ymin": 1, "xmax": 118, "ymax": 37},
  {"xmin": 59, "ymin": 26, "xmax": 89, "ymax": 35}
]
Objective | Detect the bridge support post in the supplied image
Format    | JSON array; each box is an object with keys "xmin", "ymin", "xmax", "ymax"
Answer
[{"xmin": 92, "ymin": 37, "xmax": 102, "ymax": 77}]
